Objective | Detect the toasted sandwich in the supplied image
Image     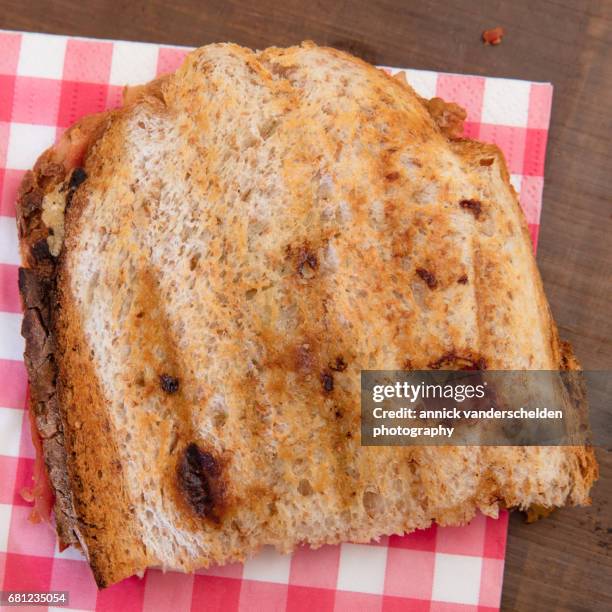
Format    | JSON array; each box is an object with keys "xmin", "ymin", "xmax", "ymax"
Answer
[{"xmin": 16, "ymin": 42, "xmax": 597, "ymax": 587}]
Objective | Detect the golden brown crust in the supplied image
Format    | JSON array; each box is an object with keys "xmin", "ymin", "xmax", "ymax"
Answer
[
  {"xmin": 17, "ymin": 152, "xmax": 82, "ymax": 550},
  {"xmin": 18, "ymin": 266, "xmax": 78, "ymax": 547},
  {"xmin": 54, "ymin": 263, "xmax": 151, "ymax": 586},
  {"xmin": 17, "ymin": 112, "xmax": 151, "ymax": 586}
]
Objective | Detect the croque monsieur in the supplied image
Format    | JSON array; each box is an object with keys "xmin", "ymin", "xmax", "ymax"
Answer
[{"xmin": 16, "ymin": 42, "xmax": 597, "ymax": 587}]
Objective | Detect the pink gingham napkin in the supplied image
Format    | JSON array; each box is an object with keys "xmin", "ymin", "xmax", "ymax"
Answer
[{"xmin": 0, "ymin": 30, "xmax": 553, "ymax": 611}]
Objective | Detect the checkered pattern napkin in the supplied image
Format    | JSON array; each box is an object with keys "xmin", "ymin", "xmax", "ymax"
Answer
[{"xmin": 0, "ymin": 30, "xmax": 553, "ymax": 611}]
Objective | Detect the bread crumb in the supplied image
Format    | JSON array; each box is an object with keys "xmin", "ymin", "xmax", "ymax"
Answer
[{"xmin": 482, "ymin": 27, "xmax": 505, "ymax": 46}]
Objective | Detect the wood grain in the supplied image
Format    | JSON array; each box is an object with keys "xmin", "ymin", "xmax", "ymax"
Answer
[{"xmin": 1, "ymin": 1, "xmax": 610, "ymax": 609}]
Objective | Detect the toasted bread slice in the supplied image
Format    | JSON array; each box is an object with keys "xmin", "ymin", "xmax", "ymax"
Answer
[{"xmin": 17, "ymin": 42, "xmax": 597, "ymax": 587}]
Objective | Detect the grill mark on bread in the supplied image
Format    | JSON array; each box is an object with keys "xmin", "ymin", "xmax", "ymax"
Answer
[
  {"xmin": 280, "ymin": 137, "xmax": 358, "ymax": 509},
  {"xmin": 127, "ymin": 269, "xmax": 228, "ymax": 525},
  {"xmin": 472, "ymin": 247, "xmax": 492, "ymax": 369},
  {"xmin": 263, "ymin": 334, "xmax": 356, "ymax": 511},
  {"xmin": 325, "ymin": 375, "xmax": 357, "ymax": 510}
]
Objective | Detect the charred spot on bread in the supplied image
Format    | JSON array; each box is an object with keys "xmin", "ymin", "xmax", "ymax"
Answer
[
  {"xmin": 416, "ymin": 267, "xmax": 437, "ymax": 288},
  {"xmin": 329, "ymin": 355, "xmax": 347, "ymax": 372},
  {"xmin": 459, "ymin": 199, "xmax": 482, "ymax": 219},
  {"xmin": 69, "ymin": 167, "xmax": 88, "ymax": 189},
  {"xmin": 65, "ymin": 168, "xmax": 88, "ymax": 208},
  {"xmin": 321, "ymin": 371, "xmax": 334, "ymax": 393},
  {"xmin": 64, "ymin": 167, "xmax": 87, "ymax": 208},
  {"xmin": 177, "ymin": 443, "xmax": 224, "ymax": 522},
  {"xmin": 32, "ymin": 238, "xmax": 54, "ymax": 262},
  {"xmin": 159, "ymin": 374, "xmax": 180, "ymax": 394},
  {"xmin": 457, "ymin": 274, "xmax": 469, "ymax": 284}
]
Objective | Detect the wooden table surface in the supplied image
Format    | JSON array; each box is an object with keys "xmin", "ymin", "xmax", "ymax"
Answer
[{"xmin": 2, "ymin": 1, "xmax": 610, "ymax": 609}]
